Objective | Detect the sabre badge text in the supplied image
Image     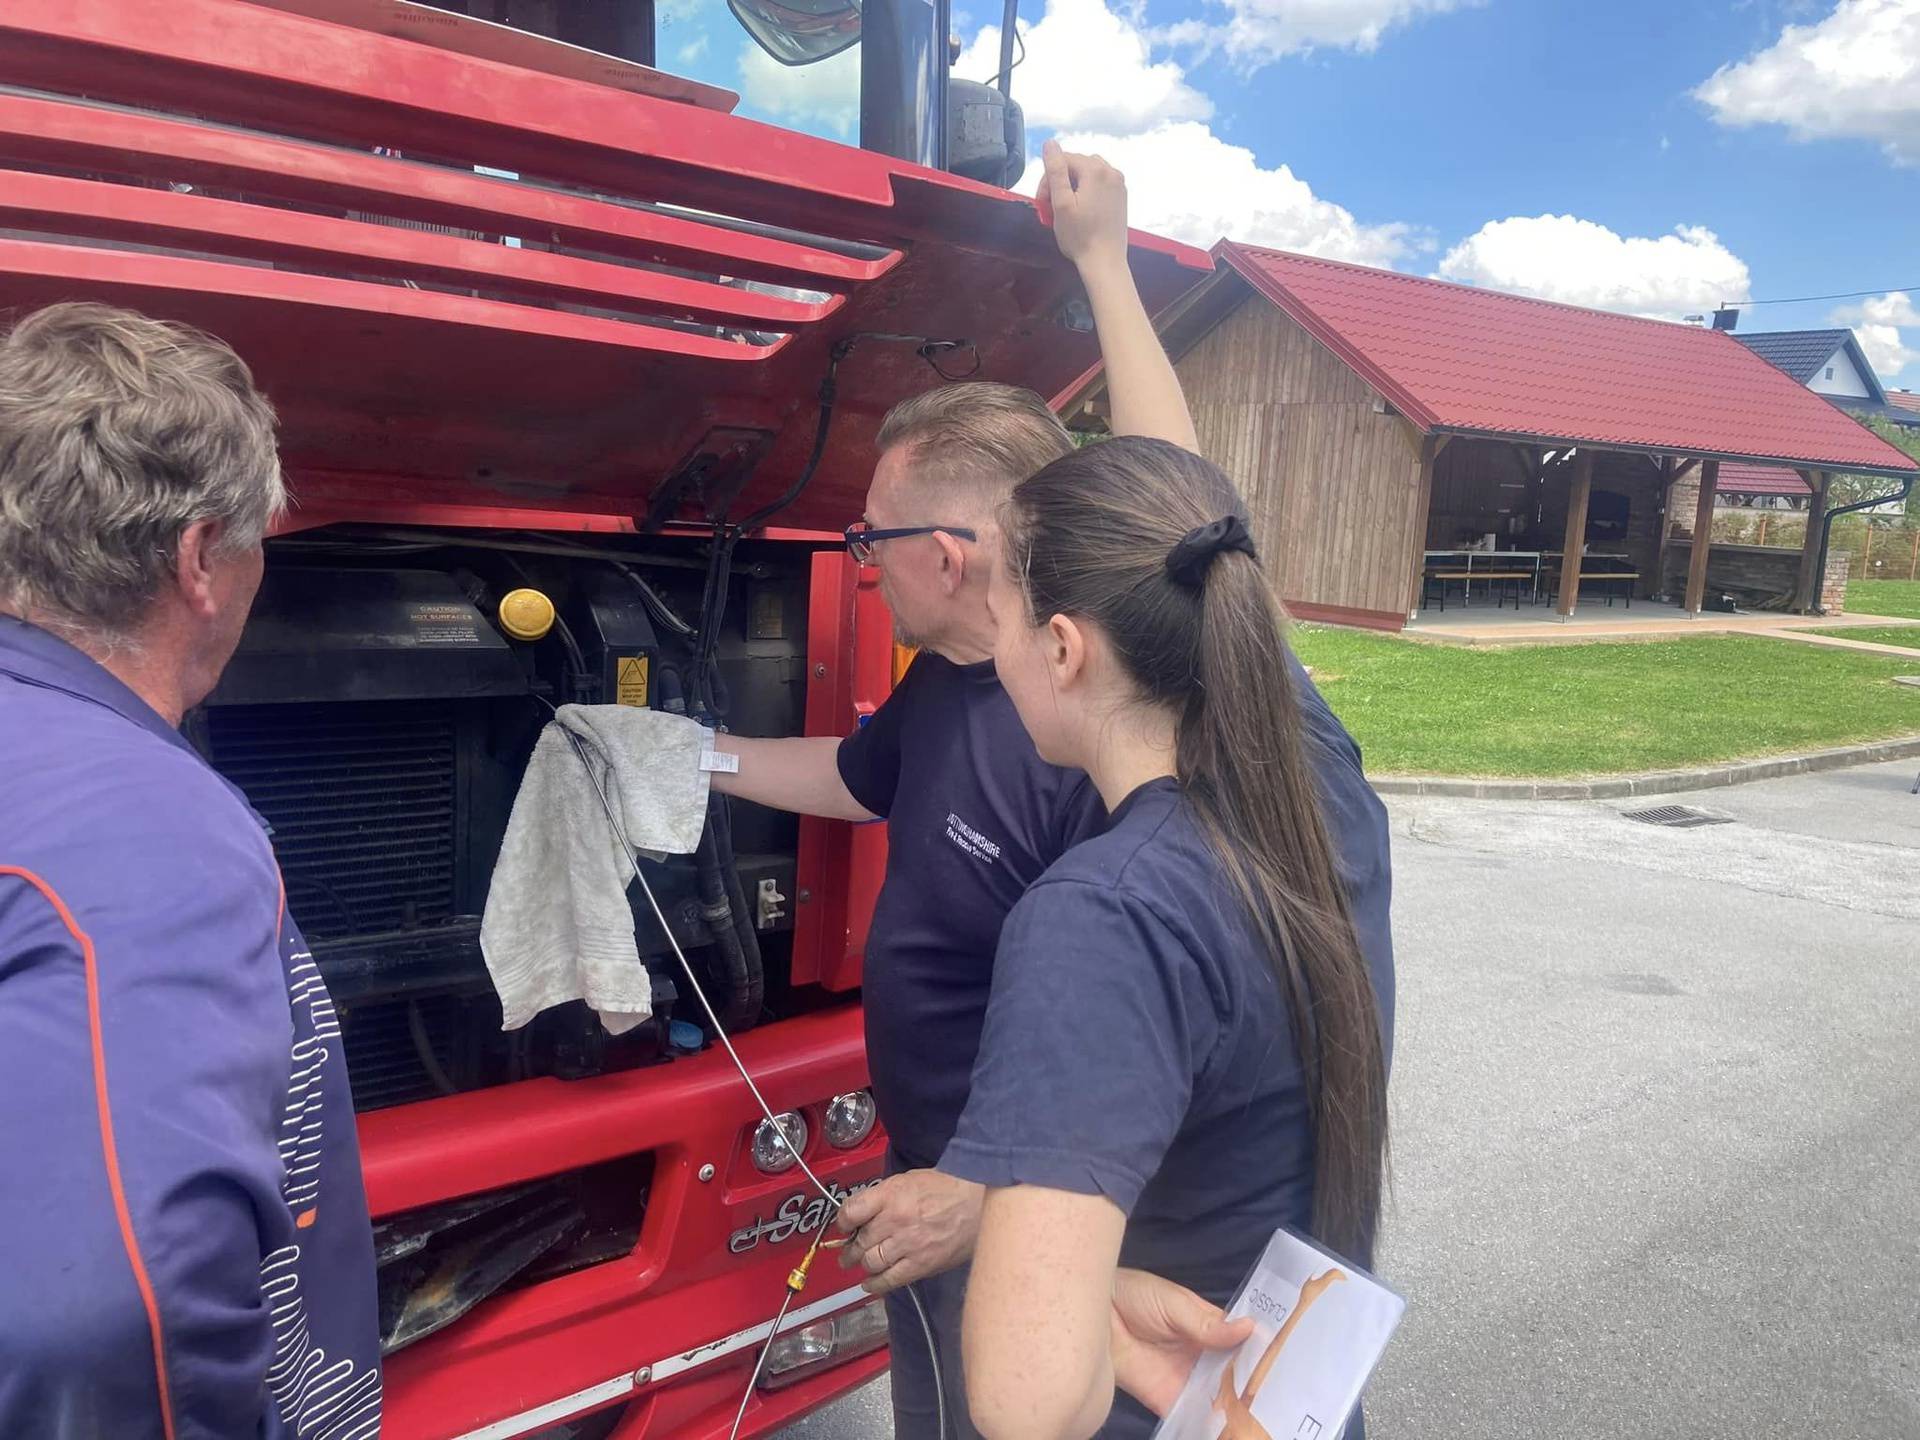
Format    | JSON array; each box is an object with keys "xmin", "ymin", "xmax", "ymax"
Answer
[{"xmin": 729, "ymin": 1179, "xmax": 879, "ymax": 1255}]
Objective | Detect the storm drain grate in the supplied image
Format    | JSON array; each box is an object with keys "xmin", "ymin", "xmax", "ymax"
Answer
[{"xmin": 1620, "ymin": 805, "xmax": 1735, "ymax": 829}]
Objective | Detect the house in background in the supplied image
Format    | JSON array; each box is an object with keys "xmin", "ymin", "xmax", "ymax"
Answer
[
  {"xmin": 1708, "ymin": 329, "xmax": 1918, "ymax": 511},
  {"xmin": 1062, "ymin": 243, "xmax": 1918, "ymax": 629},
  {"xmin": 1733, "ymin": 329, "xmax": 1918, "ymax": 429}
]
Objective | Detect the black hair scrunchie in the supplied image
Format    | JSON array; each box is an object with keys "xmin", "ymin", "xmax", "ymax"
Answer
[{"xmin": 1164, "ymin": 515, "xmax": 1258, "ymax": 590}]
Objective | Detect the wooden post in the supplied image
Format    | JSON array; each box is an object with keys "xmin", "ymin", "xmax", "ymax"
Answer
[
  {"xmin": 1684, "ymin": 458, "xmax": 1720, "ymax": 615},
  {"xmin": 1793, "ymin": 471, "xmax": 1828, "ymax": 612},
  {"xmin": 1758, "ymin": 514, "xmax": 1769, "ymax": 547},
  {"xmin": 1909, "ymin": 527, "xmax": 1918, "ymax": 581},
  {"xmin": 1652, "ymin": 456, "xmax": 1675, "ymax": 601},
  {"xmin": 1555, "ymin": 448, "xmax": 1595, "ymax": 617},
  {"xmin": 1403, "ymin": 433, "xmax": 1444, "ymax": 621}
]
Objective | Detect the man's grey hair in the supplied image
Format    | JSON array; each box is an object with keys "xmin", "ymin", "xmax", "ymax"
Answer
[
  {"xmin": 0, "ymin": 301, "xmax": 284, "ymax": 635},
  {"xmin": 875, "ymin": 381, "xmax": 1073, "ymax": 517}
]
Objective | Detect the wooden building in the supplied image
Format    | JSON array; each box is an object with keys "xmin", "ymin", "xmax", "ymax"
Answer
[{"xmin": 1064, "ymin": 242, "xmax": 1918, "ymax": 630}]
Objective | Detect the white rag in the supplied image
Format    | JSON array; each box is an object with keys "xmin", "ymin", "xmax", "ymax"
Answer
[{"xmin": 480, "ymin": 704, "xmax": 712, "ymax": 1035}]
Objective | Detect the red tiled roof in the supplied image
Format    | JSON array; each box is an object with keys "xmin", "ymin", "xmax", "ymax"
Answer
[
  {"xmin": 1888, "ymin": 390, "xmax": 1920, "ymax": 416},
  {"xmin": 1715, "ymin": 461, "xmax": 1810, "ymax": 497},
  {"xmin": 1216, "ymin": 241, "xmax": 1919, "ymax": 477}
]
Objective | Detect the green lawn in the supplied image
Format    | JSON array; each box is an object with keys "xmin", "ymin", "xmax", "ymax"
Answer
[
  {"xmin": 1289, "ymin": 628, "xmax": 1920, "ymax": 778},
  {"xmin": 1845, "ymin": 578, "xmax": 1920, "ymax": 619},
  {"xmin": 1807, "ymin": 625, "xmax": 1920, "ymax": 651}
]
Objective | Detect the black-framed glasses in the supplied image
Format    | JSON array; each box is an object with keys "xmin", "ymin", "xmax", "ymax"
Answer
[{"xmin": 844, "ymin": 522, "xmax": 978, "ymax": 564}]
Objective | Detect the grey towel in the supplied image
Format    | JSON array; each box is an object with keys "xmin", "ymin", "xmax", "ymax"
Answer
[{"xmin": 481, "ymin": 704, "xmax": 711, "ymax": 1035}]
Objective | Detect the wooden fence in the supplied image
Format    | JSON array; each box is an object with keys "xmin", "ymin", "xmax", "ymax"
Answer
[{"xmin": 1708, "ymin": 514, "xmax": 1920, "ymax": 583}]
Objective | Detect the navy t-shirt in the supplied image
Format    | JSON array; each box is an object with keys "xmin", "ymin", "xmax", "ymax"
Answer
[
  {"xmin": 838, "ymin": 652, "xmax": 1106, "ymax": 1168},
  {"xmin": 841, "ymin": 649, "xmax": 1393, "ymax": 1174},
  {"xmin": 940, "ymin": 774, "xmax": 1393, "ymax": 1437}
]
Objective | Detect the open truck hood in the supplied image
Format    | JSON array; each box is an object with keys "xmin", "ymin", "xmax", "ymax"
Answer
[{"xmin": 0, "ymin": 0, "xmax": 1213, "ymax": 534}]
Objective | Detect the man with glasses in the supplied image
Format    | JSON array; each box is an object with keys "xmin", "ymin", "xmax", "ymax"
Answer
[{"xmin": 712, "ymin": 146, "xmax": 1393, "ymax": 1438}]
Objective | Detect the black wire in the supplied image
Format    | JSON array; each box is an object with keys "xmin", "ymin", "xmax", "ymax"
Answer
[
  {"xmin": 408, "ymin": 1000, "xmax": 460, "ymax": 1097},
  {"xmin": 685, "ymin": 332, "xmax": 973, "ymax": 718},
  {"xmin": 688, "ymin": 337, "xmax": 850, "ymax": 716},
  {"xmin": 982, "ymin": 7, "xmax": 1025, "ymax": 92},
  {"xmin": 920, "ymin": 340, "xmax": 981, "ymax": 381},
  {"xmin": 1721, "ymin": 284, "xmax": 1920, "ymax": 308},
  {"xmin": 735, "ymin": 336, "xmax": 855, "ymax": 536}
]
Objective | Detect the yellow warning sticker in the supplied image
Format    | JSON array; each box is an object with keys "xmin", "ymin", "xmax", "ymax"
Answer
[{"xmin": 615, "ymin": 655, "xmax": 650, "ymax": 707}]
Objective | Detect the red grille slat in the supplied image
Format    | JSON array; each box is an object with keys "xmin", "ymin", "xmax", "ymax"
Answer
[
  {"xmin": 0, "ymin": 169, "xmax": 842, "ymax": 330},
  {"xmin": 0, "ymin": 92, "xmax": 899, "ymax": 289}
]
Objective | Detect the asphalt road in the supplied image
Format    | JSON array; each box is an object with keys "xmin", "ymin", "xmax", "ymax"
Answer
[{"xmin": 778, "ymin": 759, "xmax": 1920, "ymax": 1440}]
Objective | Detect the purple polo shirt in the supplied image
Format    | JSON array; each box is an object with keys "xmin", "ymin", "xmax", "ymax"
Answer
[{"xmin": 0, "ymin": 615, "xmax": 383, "ymax": 1439}]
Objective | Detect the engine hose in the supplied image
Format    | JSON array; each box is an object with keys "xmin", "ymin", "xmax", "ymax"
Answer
[
  {"xmin": 710, "ymin": 793, "xmax": 767, "ymax": 1024},
  {"xmin": 693, "ymin": 798, "xmax": 763, "ymax": 1032}
]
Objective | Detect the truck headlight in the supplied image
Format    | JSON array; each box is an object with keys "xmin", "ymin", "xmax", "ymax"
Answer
[
  {"xmin": 762, "ymin": 1299, "xmax": 890, "ymax": 1389},
  {"xmin": 823, "ymin": 1090, "xmax": 877, "ymax": 1149},
  {"xmin": 751, "ymin": 1112, "xmax": 809, "ymax": 1174}
]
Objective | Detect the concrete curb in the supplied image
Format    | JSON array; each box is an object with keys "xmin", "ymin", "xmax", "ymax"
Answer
[{"xmin": 1372, "ymin": 734, "xmax": 1920, "ymax": 800}]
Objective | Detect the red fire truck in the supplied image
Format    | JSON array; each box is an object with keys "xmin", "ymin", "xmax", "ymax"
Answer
[{"xmin": 0, "ymin": 2, "xmax": 1206, "ymax": 1436}]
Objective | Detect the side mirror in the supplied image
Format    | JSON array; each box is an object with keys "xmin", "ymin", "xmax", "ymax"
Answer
[{"xmin": 945, "ymin": 78, "xmax": 1026, "ymax": 189}]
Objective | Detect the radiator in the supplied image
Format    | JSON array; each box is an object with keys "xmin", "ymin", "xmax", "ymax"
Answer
[{"xmin": 206, "ymin": 700, "xmax": 461, "ymax": 943}]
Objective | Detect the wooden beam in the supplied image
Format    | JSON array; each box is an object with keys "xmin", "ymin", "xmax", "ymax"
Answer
[
  {"xmin": 1392, "ymin": 417, "xmax": 1424, "ymax": 462},
  {"xmin": 1670, "ymin": 457, "xmax": 1701, "ymax": 485},
  {"xmin": 1404, "ymin": 435, "xmax": 1442, "ymax": 621},
  {"xmin": 1393, "ymin": 419, "xmax": 1456, "ymax": 462},
  {"xmin": 1556, "ymin": 449, "xmax": 1596, "ymax": 616},
  {"xmin": 1684, "ymin": 458, "xmax": 1721, "ymax": 615},
  {"xmin": 1652, "ymin": 455, "xmax": 1676, "ymax": 600},
  {"xmin": 1793, "ymin": 470, "xmax": 1830, "ymax": 612}
]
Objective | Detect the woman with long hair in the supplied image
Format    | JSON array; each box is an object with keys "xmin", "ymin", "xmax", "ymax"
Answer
[{"xmin": 936, "ymin": 435, "xmax": 1392, "ymax": 1440}]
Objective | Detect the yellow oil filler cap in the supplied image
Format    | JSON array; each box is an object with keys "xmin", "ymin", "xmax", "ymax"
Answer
[{"xmin": 498, "ymin": 587, "xmax": 555, "ymax": 642}]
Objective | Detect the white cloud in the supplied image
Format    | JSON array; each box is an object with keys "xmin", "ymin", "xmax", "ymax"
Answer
[
  {"xmin": 676, "ymin": 33, "xmax": 710, "ymax": 65},
  {"xmin": 1696, "ymin": 0, "xmax": 1920, "ymax": 164},
  {"xmin": 1163, "ymin": 0, "xmax": 1471, "ymax": 70},
  {"xmin": 734, "ymin": 42, "xmax": 859, "ymax": 138},
  {"xmin": 1022, "ymin": 121, "xmax": 1413, "ymax": 264},
  {"xmin": 1434, "ymin": 215, "xmax": 1753, "ymax": 320},
  {"xmin": 956, "ymin": 0, "xmax": 1211, "ymax": 135},
  {"xmin": 1831, "ymin": 291, "xmax": 1920, "ymax": 379}
]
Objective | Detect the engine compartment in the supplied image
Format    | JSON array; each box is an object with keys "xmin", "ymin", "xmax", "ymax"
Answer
[
  {"xmin": 191, "ymin": 526, "xmax": 834, "ymax": 1114},
  {"xmin": 183, "ymin": 524, "xmax": 862, "ymax": 1353}
]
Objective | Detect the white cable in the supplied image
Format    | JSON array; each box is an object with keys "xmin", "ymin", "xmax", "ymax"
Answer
[
  {"xmin": 555, "ymin": 720, "xmax": 947, "ymax": 1440},
  {"xmin": 908, "ymin": 1284, "xmax": 949, "ymax": 1440},
  {"xmin": 558, "ymin": 724, "xmax": 841, "ymax": 1207},
  {"xmin": 727, "ymin": 1282, "xmax": 799, "ymax": 1440}
]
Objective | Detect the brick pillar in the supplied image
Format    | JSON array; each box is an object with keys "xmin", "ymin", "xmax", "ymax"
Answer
[{"xmin": 1822, "ymin": 552, "xmax": 1851, "ymax": 614}]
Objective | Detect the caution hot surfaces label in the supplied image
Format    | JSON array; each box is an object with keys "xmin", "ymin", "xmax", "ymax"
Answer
[
  {"xmin": 616, "ymin": 655, "xmax": 650, "ymax": 707},
  {"xmin": 405, "ymin": 602, "xmax": 484, "ymax": 646}
]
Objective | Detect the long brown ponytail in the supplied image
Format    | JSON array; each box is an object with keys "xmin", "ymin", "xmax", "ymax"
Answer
[{"xmin": 1004, "ymin": 436, "xmax": 1387, "ymax": 1261}]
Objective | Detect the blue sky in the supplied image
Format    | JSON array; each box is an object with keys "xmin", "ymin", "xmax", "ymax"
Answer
[{"xmin": 661, "ymin": 0, "xmax": 1920, "ymax": 385}]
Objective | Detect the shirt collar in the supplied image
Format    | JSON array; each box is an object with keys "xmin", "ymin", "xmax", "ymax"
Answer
[{"xmin": 0, "ymin": 614, "xmax": 201, "ymax": 762}]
